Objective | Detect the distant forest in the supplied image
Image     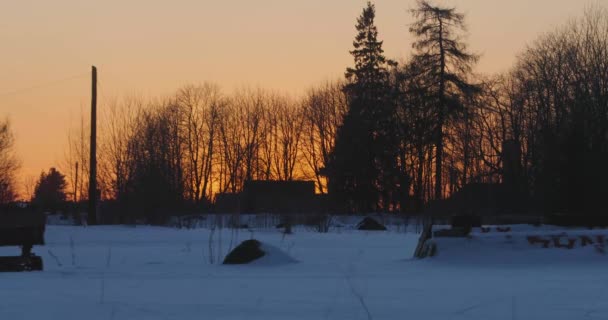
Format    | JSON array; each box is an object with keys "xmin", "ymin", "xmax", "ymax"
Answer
[{"xmin": 2, "ymin": 1, "xmax": 607, "ymax": 221}]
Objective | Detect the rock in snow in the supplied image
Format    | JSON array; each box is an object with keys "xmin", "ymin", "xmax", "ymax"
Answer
[
  {"xmin": 357, "ymin": 217, "xmax": 387, "ymax": 231},
  {"xmin": 223, "ymin": 239, "xmax": 296, "ymax": 265}
]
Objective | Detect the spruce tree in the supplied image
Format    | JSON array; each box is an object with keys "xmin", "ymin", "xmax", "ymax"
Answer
[
  {"xmin": 327, "ymin": 2, "xmax": 398, "ymax": 212},
  {"xmin": 33, "ymin": 168, "xmax": 68, "ymax": 213}
]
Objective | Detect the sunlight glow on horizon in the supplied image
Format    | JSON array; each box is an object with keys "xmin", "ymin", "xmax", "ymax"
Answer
[{"xmin": 0, "ymin": 0, "xmax": 603, "ymax": 197}]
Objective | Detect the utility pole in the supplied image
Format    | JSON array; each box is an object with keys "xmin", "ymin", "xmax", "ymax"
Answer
[{"xmin": 88, "ymin": 66, "xmax": 97, "ymax": 225}]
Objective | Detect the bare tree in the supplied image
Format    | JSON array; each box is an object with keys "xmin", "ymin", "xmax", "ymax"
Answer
[
  {"xmin": 0, "ymin": 118, "xmax": 19, "ymax": 204},
  {"xmin": 216, "ymin": 87, "xmax": 266, "ymax": 193},
  {"xmin": 99, "ymin": 96, "xmax": 140, "ymax": 202},
  {"xmin": 176, "ymin": 84, "xmax": 222, "ymax": 204},
  {"xmin": 22, "ymin": 174, "xmax": 37, "ymax": 201},
  {"xmin": 63, "ymin": 107, "xmax": 89, "ymax": 202},
  {"xmin": 499, "ymin": 7, "xmax": 608, "ymax": 213},
  {"xmin": 269, "ymin": 94, "xmax": 304, "ymax": 181},
  {"xmin": 301, "ymin": 81, "xmax": 348, "ymax": 193}
]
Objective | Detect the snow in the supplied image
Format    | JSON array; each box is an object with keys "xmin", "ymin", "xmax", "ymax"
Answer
[{"xmin": 1, "ymin": 224, "xmax": 608, "ymax": 319}]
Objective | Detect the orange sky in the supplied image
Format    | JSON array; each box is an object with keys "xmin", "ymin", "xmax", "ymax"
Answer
[{"xmin": 0, "ymin": 0, "xmax": 603, "ymax": 197}]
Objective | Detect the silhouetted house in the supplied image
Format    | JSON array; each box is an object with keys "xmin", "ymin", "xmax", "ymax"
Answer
[
  {"xmin": 428, "ymin": 182, "xmax": 531, "ymax": 221},
  {"xmin": 428, "ymin": 139, "xmax": 529, "ymax": 218},
  {"xmin": 445, "ymin": 183, "xmax": 509, "ymax": 215},
  {"xmin": 241, "ymin": 180, "xmax": 318, "ymax": 214},
  {"xmin": 214, "ymin": 193, "xmax": 241, "ymax": 214}
]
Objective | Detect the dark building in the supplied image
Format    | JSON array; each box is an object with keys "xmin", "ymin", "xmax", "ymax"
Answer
[
  {"xmin": 213, "ymin": 193, "xmax": 241, "ymax": 214},
  {"xmin": 214, "ymin": 180, "xmax": 322, "ymax": 214},
  {"xmin": 241, "ymin": 180, "xmax": 318, "ymax": 214},
  {"xmin": 428, "ymin": 139, "xmax": 529, "ymax": 218}
]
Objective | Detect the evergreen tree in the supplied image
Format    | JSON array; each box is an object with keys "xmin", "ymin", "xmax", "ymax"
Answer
[
  {"xmin": 327, "ymin": 2, "xmax": 399, "ymax": 212},
  {"xmin": 33, "ymin": 167, "xmax": 67, "ymax": 213},
  {"xmin": 409, "ymin": 0, "xmax": 479, "ymax": 200}
]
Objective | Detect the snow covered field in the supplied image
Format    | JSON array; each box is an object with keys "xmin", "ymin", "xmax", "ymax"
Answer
[{"xmin": 2, "ymin": 224, "xmax": 608, "ymax": 320}]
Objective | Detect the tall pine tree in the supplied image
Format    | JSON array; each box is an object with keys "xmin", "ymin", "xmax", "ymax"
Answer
[
  {"xmin": 327, "ymin": 2, "xmax": 399, "ymax": 212},
  {"xmin": 409, "ymin": 1, "xmax": 479, "ymax": 200}
]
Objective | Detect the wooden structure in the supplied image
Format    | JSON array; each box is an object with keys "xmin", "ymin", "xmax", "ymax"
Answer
[
  {"xmin": 0, "ymin": 211, "xmax": 46, "ymax": 271},
  {"xmin": 241, "ymin": 180, "xmax": 317, "ymax": 214}
]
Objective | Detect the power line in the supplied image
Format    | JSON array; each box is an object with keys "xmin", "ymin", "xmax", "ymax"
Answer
[{"xmin": 0, "ymin": 72, "xmax": 89, "ymax": 99}]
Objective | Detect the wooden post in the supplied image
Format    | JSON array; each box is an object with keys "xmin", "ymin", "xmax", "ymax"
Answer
[
  {"xmin": 74, "ymin": 161, "xmax": 79, "ymax": 202},
  {"xmin": 88, "ymin": 66, "xmax": 97, "ymax": 225}
]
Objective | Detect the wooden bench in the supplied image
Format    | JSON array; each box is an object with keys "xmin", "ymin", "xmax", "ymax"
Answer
[{"xmin": 0, "ymin": 211, "xmax": 46, "ymax": 271}]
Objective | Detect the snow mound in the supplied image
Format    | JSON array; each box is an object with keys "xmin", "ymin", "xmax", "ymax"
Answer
[
  {"xmin": 357, "ymin": 217, "xmax": 387, "ymax": 231},
  {"xmin": 223, "ymin": 239, "xmax": 297, "ymax": 266},
  {"xmin": 223, "ymin": 239, "xmax": 265, "ymax": 264},
  {"xmin": 250, "ymin": 242, "xmax": 298, "ymax": 266},
  {"xmin": 428, "ymin": 225, "xmax": 608, "ymax": 266}
]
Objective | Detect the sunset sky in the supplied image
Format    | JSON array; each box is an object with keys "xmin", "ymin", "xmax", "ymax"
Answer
[{"xmin": 0, "ymin": 0, "xmax": 603, "ymax": 197}]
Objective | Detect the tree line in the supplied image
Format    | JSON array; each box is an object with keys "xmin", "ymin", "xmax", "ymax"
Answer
[
  {"xmin": 61, "ymin": 82, "xmax": 347, "ymax": 222},
  {"xmin": 1, "ymin": 1, "xmax": 606, "ymax": 222}
]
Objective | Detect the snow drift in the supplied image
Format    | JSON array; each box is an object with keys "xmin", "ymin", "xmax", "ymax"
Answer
[{"xmin": 429, "ymin": 225, "xmax": 608, "ymax": 266}]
